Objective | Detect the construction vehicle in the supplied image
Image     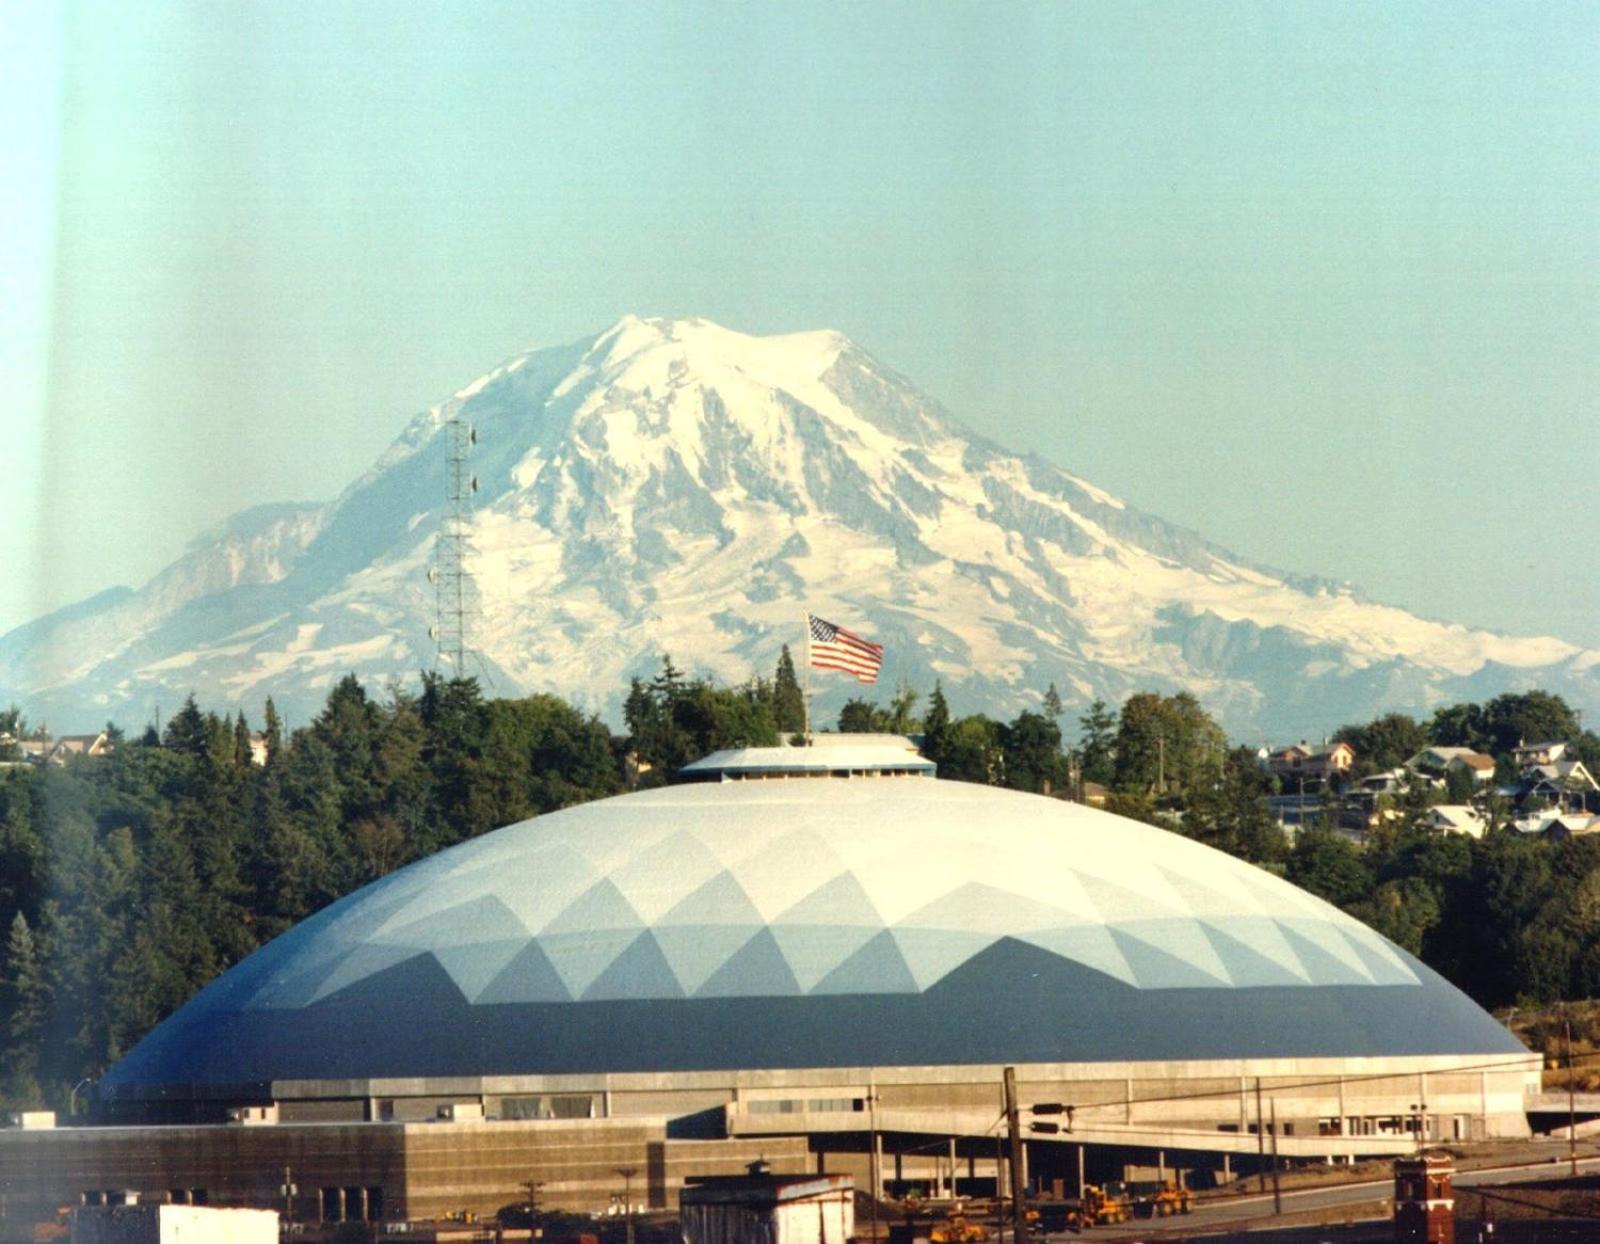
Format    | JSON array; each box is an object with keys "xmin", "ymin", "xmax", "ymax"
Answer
[
  {"xmin": 1144, "ymin": 1182, "xmax": 1193, "ymax": 1217},
  {"xmin": 1075, "ymin": 1185, "xmax": 1132, "ymax": 1227},
  {"xmin": 927, "ymin": 1202, "xmax": 988, "ymax": 1244}
]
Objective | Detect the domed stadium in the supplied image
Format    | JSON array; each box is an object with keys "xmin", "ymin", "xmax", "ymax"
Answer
[
  {"xmin": 17, "ymin": 741, "xmax": 1534, "ymax": 1225},
  {"xmin": 104, "ymin": 744, "xmax": 1522, "ymax": 1095}
]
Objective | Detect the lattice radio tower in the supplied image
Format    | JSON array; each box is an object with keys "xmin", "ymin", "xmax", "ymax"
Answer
[{"xmin": 428, "ymin": 413, "xmax": 478, "ymax": 673}]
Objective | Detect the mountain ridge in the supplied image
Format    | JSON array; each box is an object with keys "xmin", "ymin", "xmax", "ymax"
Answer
[{"xmin": 4, "ymin": 315, "xmax": 1595, "ymax": 736}]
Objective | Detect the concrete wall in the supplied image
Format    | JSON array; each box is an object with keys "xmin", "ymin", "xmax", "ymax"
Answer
[{"xmin": 0, "ymin": 1121, "xmax": 810, "ymax": 1236}]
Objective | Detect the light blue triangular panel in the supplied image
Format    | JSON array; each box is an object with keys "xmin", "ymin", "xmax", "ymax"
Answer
[
  {"xmin": 812, "ymin": 929, "xmax": 919, "ymax": 995},
  {"xmin": 696, "ymin": 929, "xmax": 802, "ymax": 998}
]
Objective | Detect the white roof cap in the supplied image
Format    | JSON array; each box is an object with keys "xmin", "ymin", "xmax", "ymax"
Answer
[{"xmin": 682, "ymin": 736, "xmax": 935, "ymax": 779}]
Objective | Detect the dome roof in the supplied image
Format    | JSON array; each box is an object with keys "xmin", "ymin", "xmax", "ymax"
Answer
[{"xmin": 104, "ymin": 776, "xmax": 1521, "ymax": 1095}]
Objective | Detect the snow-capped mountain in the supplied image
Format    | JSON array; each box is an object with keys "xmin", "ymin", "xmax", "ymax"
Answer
[{"xmin": 5, "ymin": 315, "xmax": 1597, "ymax": 737}]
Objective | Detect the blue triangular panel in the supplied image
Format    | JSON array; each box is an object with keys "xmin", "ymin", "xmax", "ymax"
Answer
[
  {"xmin": 897, "ymin": 882, "xmax": 1078, "ymax": 935},
  {"xmin": 1276, "ymin": 917, "xmax": 1373, "ymax": 980},
  {"xmin": 534, "ymin": 928, "xmax": 641, "ymax": 998},
  {"xmin": 375, "ymin": 894, "xmax": 530, "ymax": 949},
  {"xmin": 1336, "ymin": 928, "xmax": 1418, "ymax": 985},
  {"xmin": 1198, "ymin": 922, "xmax": 1308, "ymax": 987},
  {"xmin": 1019, "ymin": 925, "xmax": 1139, "ymax": 986},
  {"xmin": 1108, "ymin": 927, "xmax": 1230, "ymax": 989},
  {"xmin": 812, "ymin": 929, "xmax": 919, "ymax": 995},
  {"xmin": 434, "ymin": 938, "xmax": 532, "ymax": 1001},
  {"xmin": 1072, "ymin": 872, "xmax": 1187, "ymax": 924},
  {"xmin": 1276, "ymin": 922, "xmax": 1374, "ymax": 986},
  {"xmin": 475, "ymin": 939, "xmax": 572, "ymax": 1004},
  {"xmin": 656, "ymin": 869, "xmax": 765, "ymax": 927},
  {"xmin": 303, "ymin": 944, "xmax": 421, "ymax": 1005},
  {"xmin": 653, "ymin": 923, "xmax": 766, "ymax": 995},
  {"xmin": 696, "ymin": 929, "xmax": 802, "ymax": 998},
  {"xmin": 771, "ymin": 923, "xmax": 880, "ymax": 992},
  {"xmin": 541, "ymin": 878, "xmax": 642, "ymax": 935},
  {"xmin": 582, "ymin": 931, "xmax": 685, "ymax": 1001},
  {"xmin": 775, "ymin": 871, "xmax": 883, "ymax": 927},
  {"xmin": 888, "ymin": 927, "xmax": 998, "ymax": 990},
  {"xmin": 1116, "ymin": 917, "xmax": 1233, "ymax": 983}
]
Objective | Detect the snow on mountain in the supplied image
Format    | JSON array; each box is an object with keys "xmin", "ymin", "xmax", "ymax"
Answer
[{"xmin": 4, "ymin": 314, "xmax": 1596, "ymax": 737}]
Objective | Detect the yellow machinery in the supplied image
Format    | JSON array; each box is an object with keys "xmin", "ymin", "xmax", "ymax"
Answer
[
  {"xmin": 928, "ymin": 1200, "xmax": 989, "ymax": 1243},
  {"xmin": 1076, "ymin": 1185, "xmax": 1132, "ymax": 1227},
  {"xmin": 1146, "ymin": 1182, "xmax": 1193, "ymax": 1217}
]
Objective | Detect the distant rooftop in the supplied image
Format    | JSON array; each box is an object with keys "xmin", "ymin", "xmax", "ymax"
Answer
[{"xmin": 680, "ymin": 733, "xmax": 935, "ymax": 780}]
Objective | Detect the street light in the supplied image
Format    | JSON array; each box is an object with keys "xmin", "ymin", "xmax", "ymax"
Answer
[
  {"xmin": 1409, "ymin": 1102, "xmax": 1428, "ymax": 1152},
  {"xmin": 615, "ymin": 1167, "xmax": 637, "ymax": 1244},
  {"xmin": 69, "ymin": 1078, "xmax": 96, "ymax": 1119}
]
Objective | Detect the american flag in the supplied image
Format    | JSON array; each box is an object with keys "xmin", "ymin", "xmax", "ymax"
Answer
[{"xmin": 808, "ymin": 613, "xmax": 884, "ymax": 684}]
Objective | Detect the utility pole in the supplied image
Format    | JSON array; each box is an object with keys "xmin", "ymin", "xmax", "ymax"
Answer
[
  {"xmin": 1254, "ymin": 1078, "xmax": 1267, "ymax": 1194},
  {"xmin": 868, "ymin": 1083, "xmax": 880, "ymax": 1243},
  {"xmin": 615, "ymin": 1168, "xmax": 637, "ymax": 1244},
  {"xmin": 1566, "ymin": 1011, "xmax": 1579, "ymax": 1177},
  {"xmin": 281, "ymin": 1166, "xmax": 296, "ymax": 1229},
  {"xmin": 1268, "ymin": 1098, "xmax": 1282, "ymax": 1216},
  {"xmin": 1002, "ymin": 1068, "xmax": 1028, "ymax": 1244},
  {"xmin": 520, "ymin": 1180, "xmax": 544, "ymax": 1236}
]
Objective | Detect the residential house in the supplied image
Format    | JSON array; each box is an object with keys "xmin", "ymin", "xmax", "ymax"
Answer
[
  {"xmin": 1405, "ymin": 747, "xmax": 1496, "ymax": 784},
  {"xmin": 46, "ymin": 731, "xmax": 113, "ymax": 764},
  {"xmin": 1512, "ymin": 740, "xmax": 1569, "ymax": 769},
  {"xmin": 1512, "ymin": 811, "xmax": 1600, "ymax": 840},
  {"xmin": 1359, "ymin": 768, "xmax": 1408, "ymax": 796},
  {"xmin": 1265, "ymin": 741, "xmax": 1356, "ymax": 788},
  {"xmin": 1425, "ymin": 805, "xmax": 1487, "ymax": 839},
  {"xmin": 1449, "ymin": 752, "xmax": 1497, "ymax": 784},
  {"xmin": 1514, "ymin": 761, "xmax": 1598, "ymax": 812},
  {"xmin": 248, "ymin": 732, "xmax": 270, "ymax": 766}
]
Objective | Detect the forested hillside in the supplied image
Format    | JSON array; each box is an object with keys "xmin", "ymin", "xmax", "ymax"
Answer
[{"xmin": 3, "ymin": 658, "xmax": 1599, "ymax": 1113}]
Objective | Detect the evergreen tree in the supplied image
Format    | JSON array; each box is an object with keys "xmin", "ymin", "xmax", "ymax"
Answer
[
  {"xmin": 772, "ymin": 646, "xmax": 806, "ymax": 735},
  {"xmin": 262, "ymin": 697, "xmax": 284, "ymax": 766},
  {"xmin": 922, "ymin": 682, "xmax": 951, "ymax": 765},
  {"xmin": 0, "ymin": 911, "xmax": 46, "ymax": 1105},
  {"xmin": 161, "ymin": 695, "xmax": 208, "ymax": 758},
  {"xmin": 1076, "ymin": 700, "xmax": 1117, "ymax": 787}
]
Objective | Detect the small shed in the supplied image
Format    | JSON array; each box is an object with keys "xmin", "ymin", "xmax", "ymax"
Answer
[
  {"xmin": 71, "ymin": 1205, "xmax": 279, "ymax": 1244},
  {"xmin": 680, "ymin": 1163, "xmax": 853, "ymax": 1244}
]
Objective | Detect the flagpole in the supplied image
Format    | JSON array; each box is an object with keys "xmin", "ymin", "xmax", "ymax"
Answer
[{"xmin": 802, "ymin": 611, "xmax": 813, "ymax": 746}]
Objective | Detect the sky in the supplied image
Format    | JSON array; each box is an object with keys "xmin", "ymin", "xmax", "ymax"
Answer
[{"xmin": 3, "ymin": 2, "xmax": 1598, "ymax": 646}]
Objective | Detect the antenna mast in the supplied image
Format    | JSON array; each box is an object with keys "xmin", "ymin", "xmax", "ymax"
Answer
[{"xmin": 429, "ymin": 413, "xmax": 479, "ymax": 673}]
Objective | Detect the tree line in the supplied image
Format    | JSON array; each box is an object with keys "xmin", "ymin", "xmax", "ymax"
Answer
[{"xmin": 2, "ymin": 664, "xmax": 1598, "ymax": 1113}]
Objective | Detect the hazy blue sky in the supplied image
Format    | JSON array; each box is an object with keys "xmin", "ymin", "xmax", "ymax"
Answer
[{"xmin": 4, "ymin": 2, "xmax": 1597, "ymax": 645}]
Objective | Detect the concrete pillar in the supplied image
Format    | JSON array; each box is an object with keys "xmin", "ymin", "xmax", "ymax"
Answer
[
  {"xmin": 1157, "ymin": 1151, "xmax": 1165, "ymax": 1183},
  {"xmin": 1223, "ymin": 1153, "xmax": 1231, "ymax": 1182},
  {"xmin": 948, "ymin": 1138, "xmax": 957, "ymax": 1195},
  {"xmin": 1076, "ymin": 1145, "xmax": 1085, "ymax": 1197}
]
